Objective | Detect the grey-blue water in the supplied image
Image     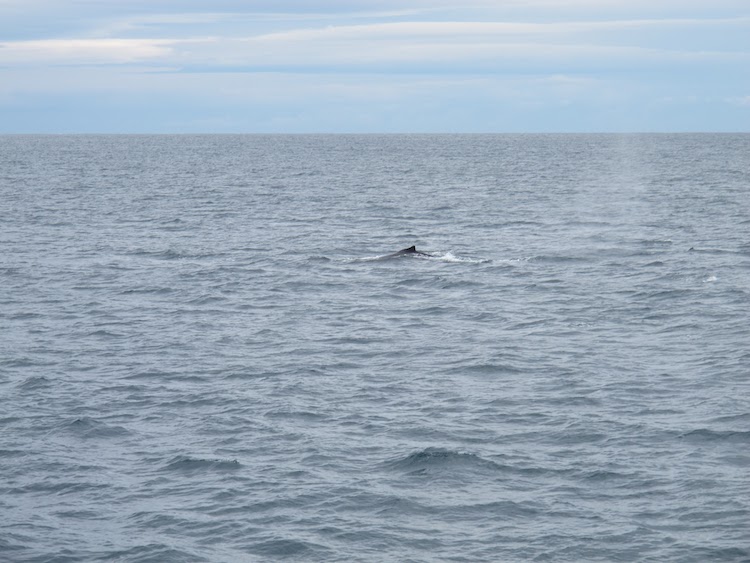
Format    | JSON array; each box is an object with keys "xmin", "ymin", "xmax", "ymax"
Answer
[{"xmin": 1, "ymin": 134, "xmax": 749, "ymax": 562}]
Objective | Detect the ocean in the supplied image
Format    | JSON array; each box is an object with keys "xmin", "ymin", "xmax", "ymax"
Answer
[{"xmin": 1, "ymin": 134, "xmax": 749, "ymax": 562}]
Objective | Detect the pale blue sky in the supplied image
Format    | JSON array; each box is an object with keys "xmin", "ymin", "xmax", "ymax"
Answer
[{"xmin": 1, "ymin": 0, "xmax": 748, "ymax": 132}]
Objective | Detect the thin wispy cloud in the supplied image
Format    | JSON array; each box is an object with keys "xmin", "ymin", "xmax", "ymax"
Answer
[
  {"xmin": 0, "ymin": 39, "xmax": 182, "ymax": 65},
  {"xmin": 3, "ymin": 19, "xmax": 747, "ymax": 73},
  {"xmin": 251, "ymin": 17, "xmax": 750, "ymax": 41}
]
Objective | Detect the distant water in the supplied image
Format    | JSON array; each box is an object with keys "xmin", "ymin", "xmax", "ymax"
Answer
[{"xmin": 1, "ymin": 134, "xmax": 749, "ymax": 562}]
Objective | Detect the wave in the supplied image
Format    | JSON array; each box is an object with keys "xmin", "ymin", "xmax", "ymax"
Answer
[
  {"xmin": 125, "ymin": 248, "xmax": 220, "ymax": 261},
  {"xmin": 345, "ymin": 251, "xmax": 490, "ymax": 264},
  {"xmin": 1, "ymin": 357, "xmax": 56, "ymax": 368},
  {"xmin": 99, "ymin": 543, "xmax": 210, "ymax": 563},
  {"xmin": 680, "ymin": 429, "xmax": 750, "ymax": 443},
  {"xmin": 162, "ymin": 456, "xmax": 242, "ymax": 472},
  {"xmin": 0, "ymin": 267, "xmax": 21, "ymax": 277},
  {"xmin": 577, "ymin": 469, "xmax": 640, "ymax": 482},
  {"xmin": 61, "ymin": 417, "xmax": 132, "ymax": 440},
  {"xmin": 385, "ymin": 447, "xmax": 503, "ymax": 475},
  {"xmin": 638, "ymin": 238, "xmax": 673, "ymax": 246},
  {"xmin": 687, "ymin": 246, "xmax": 744, "ymax": 255},
  {"xmin": 243, "ymin": 538, "xmax": 331, "ymax": 559},
  {"xmin": 446, "ymin": 500, "xmax": 541, "ymax": 518},
  {"xmin": 85, "ymin": 329, "xmax": 126, "ymax": 338},
  {"xmin": 119, "ymin": 287, "xmax": 174, "ymax": 295},
  {"xmin": 529, "ymin": 254, "xmax": 589, "ymax": 263},
  {"xmin": 17, "ymin": 375, "xmax": 52, "ymax": 390},
  {"xmin": 425, "ymin": 251, "xmax": 491, "ymax": 264},
  {"xmin": 708, "ymin": 413, "xmax": 750, "ymax": 424},
  {"xmin": 444, "ymin": 362, "xmax": 525, "ymax": 376}
]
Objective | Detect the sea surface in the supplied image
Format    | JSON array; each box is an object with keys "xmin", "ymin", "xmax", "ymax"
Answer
[{"xmin": 1, "ymin": 134, "xmax": 749, "ymax": 562}]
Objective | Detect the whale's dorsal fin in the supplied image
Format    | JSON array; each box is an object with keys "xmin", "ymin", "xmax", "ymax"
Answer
[{"xmin": 387, "ymin": 245, "xmax": 423, "ymax": 258}]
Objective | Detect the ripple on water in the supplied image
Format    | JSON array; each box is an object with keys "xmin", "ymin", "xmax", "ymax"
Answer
[
  {"xmin": 385, "ymin": 447, "xmax": 506, "ymax": 477},
  {"xmin": 59, "ymin": 417, "xmax": 132, "ymax": 440},
  {"xmin": 161, "ymin": 456, "xmax": 242, "ymax": 473}
]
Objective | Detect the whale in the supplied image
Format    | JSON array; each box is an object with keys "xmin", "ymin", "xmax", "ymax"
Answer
[{"xmin": 387, "ymin": 245, "xmax": 432, "ymax": 258}]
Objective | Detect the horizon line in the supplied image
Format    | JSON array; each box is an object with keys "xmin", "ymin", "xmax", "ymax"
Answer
[{"xmin": 2, "ymin": 131, "xmax": 748, "ymax": 135}]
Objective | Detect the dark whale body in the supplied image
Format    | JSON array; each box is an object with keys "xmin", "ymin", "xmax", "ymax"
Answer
[{"xmin": 388, "ymin": 245, "xmax": 432, "ymax": 258}]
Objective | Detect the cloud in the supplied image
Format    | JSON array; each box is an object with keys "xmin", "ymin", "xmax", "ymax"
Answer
[
  {"xmin": 251, "ymin": 17, "xmax": 750, "ymax": 41},
  {"xmin": 726, "ymin": 95, "xmax": 750, "ymax": 106},
  {"xmin": 2, "ymin": 16, "xmax": 747, "ymax": 71},
  {"xmin": 3, "ymin": 1, "xmax": 748, "ymax": 42},
  {"xmin": 0, "ymin": 38, "xmax": 183, "ymax": 64}
]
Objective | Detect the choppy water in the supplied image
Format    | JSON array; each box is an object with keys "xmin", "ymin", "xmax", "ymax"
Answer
[{"xmin": 1, "ymin": 134, "xmax": 749, "ymax": 562}]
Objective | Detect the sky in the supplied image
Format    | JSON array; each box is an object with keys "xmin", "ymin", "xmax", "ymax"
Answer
[{"xmin": 0, "ymin": 0, "xmax": 748, "ymax": 133}]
